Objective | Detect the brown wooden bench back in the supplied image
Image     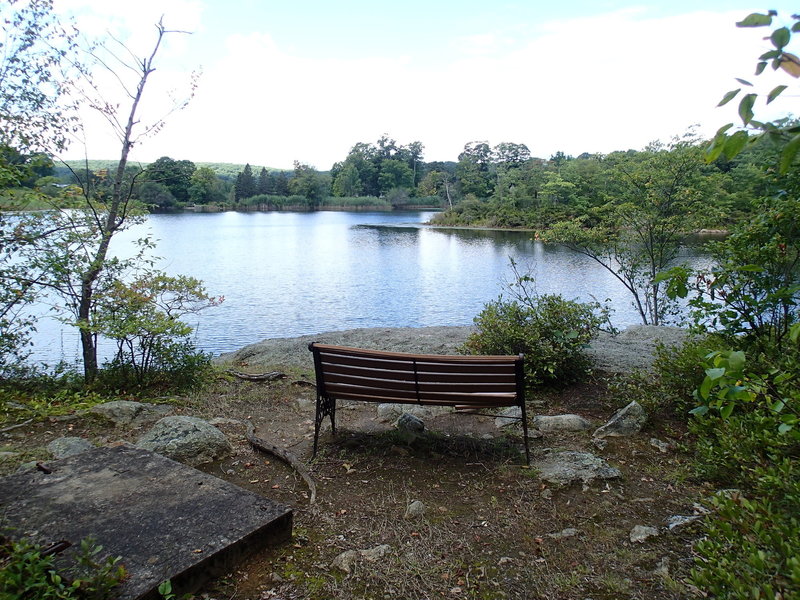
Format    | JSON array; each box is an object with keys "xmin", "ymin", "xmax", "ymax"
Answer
[{"xmin": 308, "ymin": 343, "xmax": 529, "ymax": 463}]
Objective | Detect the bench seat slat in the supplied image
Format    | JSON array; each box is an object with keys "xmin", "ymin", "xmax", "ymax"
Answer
[
  {"xmin": 321, "ymin": 363, "xmax": 517, "ymax": 384},
  {"xmin": 323, "ymin": 373, "xmax": 518, "ymax": 394},
  {"xmin": 328, "ymin": 390, "xmax": 517, "ymax": 406},
  {"xmin": 324, "ymin": 382, "xmax": 516, "ymax": 404},
  {"xmin": 318, "ymin": 354, "xmax": 517, "ymax": 375}
]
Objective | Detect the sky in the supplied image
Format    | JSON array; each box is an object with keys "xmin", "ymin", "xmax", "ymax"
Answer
[{"xmin": 55, "ymin": 1, "xmax": 798, "ymax": 170}]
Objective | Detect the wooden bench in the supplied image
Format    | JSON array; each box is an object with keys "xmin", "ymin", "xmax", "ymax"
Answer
[{"xmin": 308, "ymin": 342, "xmax": 530, "ymax": 464}]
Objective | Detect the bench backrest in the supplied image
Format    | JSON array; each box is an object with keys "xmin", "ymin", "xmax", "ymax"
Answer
[{"xmin": 308, "ymin": 343, "xmax": 524, "ymax": 409}]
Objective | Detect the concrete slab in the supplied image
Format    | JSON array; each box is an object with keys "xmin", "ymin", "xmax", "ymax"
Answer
[{"xmin": 0, "ymin": 445, "xmax": 292, "ymax": 600}]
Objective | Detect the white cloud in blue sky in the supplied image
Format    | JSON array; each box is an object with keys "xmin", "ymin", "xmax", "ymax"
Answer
[{"xmin": 57, "ymin": 1, "xmax": 797, "ymax": 169}]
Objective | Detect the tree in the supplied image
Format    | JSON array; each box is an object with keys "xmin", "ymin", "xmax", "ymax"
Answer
[
  {"xmin": 289, "ymin": 162, "xmax": 331, "ymax": 206},
  {"xmin": 144, "ymin": 156, "xmax": 195, "ymax": 203},
  {"xmin": 549, "ymin": 137, "xmax": 710, "ymax": 325},
  {"xmin": 0, "ymin": 0, "xmax": 82, "ymax": 155},
  {"xmin": 0, "ymin": 0, "xmax": 85, "ymax": 372},
  {"xmin": 456, "ymin": 141, "xmax": 495, "ymax": 198},
  {"xmin": 188, "ymin": 166, "xmax": 226, "ymax": 205},
  {"xmin": 257, "ymin": 167, "xmax": 270, "ymax": 195},
  {"xmin": 52, "ymin": 20, "xmax": 196, "ymax": 381},
  {"xmin": 332, "ymin": 162, "xmax": 362, "ymax": 197},
  {"xmin": 234, "ymin": 163, "xmax": 256, "ymax": 201}
]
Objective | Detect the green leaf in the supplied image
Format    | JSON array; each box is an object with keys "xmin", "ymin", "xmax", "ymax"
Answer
[
  {"xmin": 699, "ymin": 376, "xmax": 713, "ymax": 400},
  {"xmin": 723, "ymin": 130, "xmax": 750, "ymax": 159},
  {"xmin": 756, "ymin": 60, "xmax": 768, "ymax": 75},
  {"xmin": 720, "ymin": 402, "xmax": 735, "ymax": 419},
  {"xmin": 727, "ymin": 351, "xmax": 746, "ymax": 372},
  {"xmin": 760, "ymin": 49, "xmax": 781, "ymax": 60},
  {"xmin": 779, "ymin": 133, "xmax": 800, "ymax": 174},
  {"xmin": 736, "ymin": 13, "xmax": 773, "ymax": 27},
  {"xmin": 735, "ymin": 77, "xmax": 753, "ymax": 86},
  {"xmin": 737, "ymin": 264, "xmax": 764, "ymax": 272},
  {"xmin": 705, "ymin": 367, "xmax": 726, "ymax": 380},
  {"xmin": 771, "ymin": 27, "xmax": 791, "ymax": 49},
  {"xmin": 717, "ymin": 89, "xmax": 741, "ymax": 107},
  {"xmin": 767, "ymin": 84, "xmax": 788, "ymax": 104},
  {"xmin": 690, "ymin": 405, "xmax": 709, "ymax": 416},
  {"xmin": 778, "ymin": 423, "xmax": 793, "ymax": 434},
  {"xmin": 793, "ymin": 21, "xmax": 800, "ymax": 33},
  {"xmin": 738, "ymin": 93, "xmax": 757, "ymax": 125}
]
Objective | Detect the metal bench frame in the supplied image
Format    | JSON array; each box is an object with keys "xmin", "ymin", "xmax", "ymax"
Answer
[{"xmin": 308, "ymin": 342, "xmax": 529, "ymax": 464}]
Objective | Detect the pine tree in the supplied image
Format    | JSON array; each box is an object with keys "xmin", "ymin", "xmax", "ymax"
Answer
[{"xmin": 234, "ymin": 163, "xmax": 256, "ymax": 201}]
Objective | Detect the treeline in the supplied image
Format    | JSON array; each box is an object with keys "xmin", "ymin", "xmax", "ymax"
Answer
[{"xmin": 19, "ymin": 128, "xmax": 788, "ymax": 222}]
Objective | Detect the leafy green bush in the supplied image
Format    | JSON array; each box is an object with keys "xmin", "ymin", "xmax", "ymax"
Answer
[
  {"xmin": 690, "ymin": 460, "xmax": 800, "ymax": 599},
  {"xmin": 0, "ymin": 537, "xmax": 126, "ymax": 600},
  {"xmin": 94, "ymin": 273, "xmax": 218, "ymax": 390},
  {"xmin": 462, "ymin": 262, "xmax": 608, "ymax": 386}
]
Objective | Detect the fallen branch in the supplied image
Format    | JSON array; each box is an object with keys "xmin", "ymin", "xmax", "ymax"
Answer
[
  {"xmin": 226, "ymin": 370, "xmax": 286, "ymax": 382},
  {"xmin": 244, "ymin": 420, "xmax": 316, "ymax": 504},
  {"xmin": 0, "ymin": 418, "xmax": 33, "ymax": 434}
]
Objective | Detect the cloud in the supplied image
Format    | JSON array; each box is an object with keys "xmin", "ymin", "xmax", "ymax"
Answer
[{"xmin": 61, "ymin": 5, "xmax": 794, "ymax": 169}]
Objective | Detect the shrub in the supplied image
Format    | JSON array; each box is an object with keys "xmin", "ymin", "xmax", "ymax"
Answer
[
  {"xmin": 462, "ymin": 262, "xmax": 608, "ymax": 386},
  {"xmin": 0, "ymin": 537, "xmax": 126, "ymax": 600},
  {"xmin": 690, "ymin": 460, "xmax": 800, "ymax": 599}
]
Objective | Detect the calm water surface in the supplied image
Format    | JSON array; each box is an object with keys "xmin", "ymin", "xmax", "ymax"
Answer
[{"xmin": 29, "ymin": 210, "xmax": 709, "ymax": 365}]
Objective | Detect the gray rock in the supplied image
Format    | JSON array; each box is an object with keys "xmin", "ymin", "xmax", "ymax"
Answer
[
  {"xmin": 547, "ymin": 527, "xmax": 579, "ymax": 539},
  {"xmin": 630, "ymin": 525, "xmax": 659, "ymax": 543},
  {"xmin": 135, "ymin": 416, "xmax": 232, "ymax": 466},
  {"xmin": 494, "ymin": 406, "xmax": 523, "ymax": 428},
  {"xmin": 47, "ymin": 437, "xmax": 94, "ymax": 459},
  {"xmin": 534, "ymin": 451, "xmax": 622, "ymax": 485},
  {"xmin": 666, "ymin": 515, "xmax": 701, "ymax": 530},
  {"xmin": 377, "ymin": 403, "xmax": 451, "ymax": 422},
  {"xmin": 360, "ymin": 544, "xmax": 391, "ymax": 562},
  {"xmin": 88, "ymin": 401, "xmax": 173, "ymax": 427},
  {"xmin": 594, "ymin": 401, "xmax": 647, "ymax": 438},
  {"xmin": 330, "ymin": 549, "xmax": 359, "ymax": 573},
  {"xmin": 396, "ymin": 413, "xmax": 425, "ymax": 433},
  {"xmin": 533, "ymin": 414, "xmax": 593, "ymax": 432},
  {"xmin": 650, "ymin": 438, "xmax": 671, "ymax": 453},
  {"xmin": 405, "ymin": 499, "xmax": 426, "ymax": 519}
]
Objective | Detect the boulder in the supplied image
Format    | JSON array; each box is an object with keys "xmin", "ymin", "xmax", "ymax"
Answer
[
  {"xmin": 135, "ymin": 416, "xmax": 232, "ymax": 466},
  {"xmin": 47, "ymin": 437, "xmax": 94, "ymax": 459},
  {"xmin": 593, "ymin": 401, "xmax": 647, "ymax": 438},
  {"xmin": 534, "ymin": 451, "xmax": 621, "ymax": 486},
  {"xmin": 88, "ymin": 401, "xmax": 173, "ymax": 427},
  {"xmin": 533, "ymin": 414, "xmax": 593, "ymax": 432}
]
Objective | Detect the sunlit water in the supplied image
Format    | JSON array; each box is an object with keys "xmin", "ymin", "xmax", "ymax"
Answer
[{"xmin": 26, "ymin": 210, "xmax": 711, "ymax": 366}]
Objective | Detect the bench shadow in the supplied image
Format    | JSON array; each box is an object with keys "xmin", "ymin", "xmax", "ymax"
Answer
[{"xmin": 319, "ymin": 427, "xmax": 525, "ymax": 465}]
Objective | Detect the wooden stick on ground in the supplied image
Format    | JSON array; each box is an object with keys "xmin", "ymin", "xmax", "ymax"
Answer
[
  {"xmin": 244, "ymin": 420, "xmax": 317, "ymax": 504},
  {"xmin": 226, "ymin": 370, "xmax": 287, "ymax": 382}
]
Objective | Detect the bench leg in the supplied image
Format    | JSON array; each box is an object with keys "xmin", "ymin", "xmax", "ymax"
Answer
[
  {"xmin": 520, "ymin": 401, "xmax": 531, "ymax": 466},
  {"xmin": 313, "ymin": 394, "xmax": 337, "ymax": 458}
]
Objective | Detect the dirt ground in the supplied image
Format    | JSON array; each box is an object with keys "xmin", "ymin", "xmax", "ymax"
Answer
[{"xmin": 0, "ymin": 328, "xmax": 708, "ymax": 600}]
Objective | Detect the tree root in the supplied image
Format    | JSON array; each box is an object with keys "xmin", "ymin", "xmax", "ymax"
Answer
[
  {"xmin": 244, "ymin": 420, "xmax": 316, "ymax": 504},
  {"xmin": 226, "ymin": 369, "xmax": 287, "ymax": 382}
]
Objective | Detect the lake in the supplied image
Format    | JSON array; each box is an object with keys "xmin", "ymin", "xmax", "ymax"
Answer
[{"xmin": 27, "ymin": 210, "xmax": 709, "ymax": 366}]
